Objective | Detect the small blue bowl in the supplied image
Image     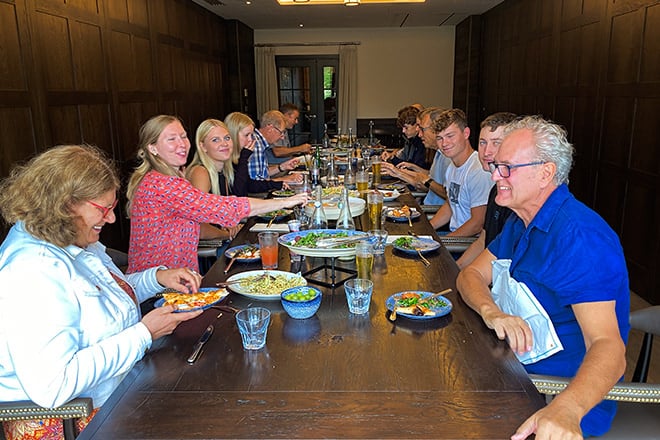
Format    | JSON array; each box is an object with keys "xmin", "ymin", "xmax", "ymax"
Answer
[{"xmin": 281, "ymin": 286, "xmax": 322, "ymax": 319}]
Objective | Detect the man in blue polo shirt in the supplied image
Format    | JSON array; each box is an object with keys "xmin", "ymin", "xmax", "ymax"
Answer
[{"xmin": 457, "ymin": 116, "xmax": 629, "ymax": 439}]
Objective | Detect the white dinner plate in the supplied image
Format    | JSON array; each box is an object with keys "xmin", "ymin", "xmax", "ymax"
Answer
[{"xmin": 226, "ymin": 270, "xmax": 307, "ymax": 301}]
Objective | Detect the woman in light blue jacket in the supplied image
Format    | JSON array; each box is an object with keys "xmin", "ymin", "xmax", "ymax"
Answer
[{"xmin": 0, "ymin": 145, "xmax": 203, "ymax": 440}]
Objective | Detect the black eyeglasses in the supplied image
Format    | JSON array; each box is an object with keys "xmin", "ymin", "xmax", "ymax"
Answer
[
  {"xmin": 88, "ymin": 199, "xmax": 118, "ymax": 218},
  {"xmin": 271, "ymin": 125, "xmax": 285, "ymax": 137},
  {"xmin": 488, "ymin": 161, "xmax": 546, "ymax": 178}
]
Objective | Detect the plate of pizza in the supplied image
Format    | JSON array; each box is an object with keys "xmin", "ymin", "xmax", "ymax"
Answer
[
  {"xmin": 155, "ymin": 287, "xmax": 229, "ymax": 312},
  {"xmin": 385, "ymin": 291, "xmax": 452, "ymax": 320}
]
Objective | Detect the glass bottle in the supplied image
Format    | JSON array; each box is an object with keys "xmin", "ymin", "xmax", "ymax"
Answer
[
  {"xmin": 344, "ymin": 154, "xmax": 356, "ymax": 190},
  {"xmin": 310, "ymin": 185, "xmax": 328, "ymax": 229},
  {"xmin": 335, "ymin": 186, "xmax": 355, "ymax": 231},
  {"xmin": 322, "ymin": 123, "xmax": 331, "ymax": 150},
  {"xmin": 327, "ymin": 152, "xmax": 339, "ymax": 187},
  {"xmin": 368, "ymin": 120, "xmax": 375, "ymax": 146}
]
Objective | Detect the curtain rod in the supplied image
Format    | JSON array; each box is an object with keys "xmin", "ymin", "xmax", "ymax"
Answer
[{"xmin": 254, "ymin": 42, "xmax": 360, "ymax": 47}]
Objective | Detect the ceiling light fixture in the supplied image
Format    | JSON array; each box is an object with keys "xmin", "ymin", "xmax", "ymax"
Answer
[{"xmin": 278, "ymin": 0, "xmax": 424, "ymax": 5}]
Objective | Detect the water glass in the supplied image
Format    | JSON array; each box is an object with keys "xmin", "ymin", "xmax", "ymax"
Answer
[
  {"xmin": 258, "ymin": 231, "xmax": 279, "ymax": 269},
  {"xmin": 236, "ymin": 307, "xmax": 271, "ymax": 350},
  {"xmin": 287, "ymin": 219, "xmax": 304, "ymax": 262},
  {"xmin": 368, "ymin": 229, "xmax": 388, "ymax": 255},
  {"xmin": 344, "ymin": 278, "xmax": 374, "ymax": 315},
  {"xmin": 355, "ymin": 241, "xmax": 374, "ymax": 279}
]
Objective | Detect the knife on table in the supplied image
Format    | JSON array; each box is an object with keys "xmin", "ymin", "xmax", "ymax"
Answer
[{"xmin": 187, "ymin": 325, "xmax": 214, "ymax": 364}]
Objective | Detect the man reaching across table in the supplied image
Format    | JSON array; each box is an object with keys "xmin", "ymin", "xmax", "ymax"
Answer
[
  {"xmin": 266, "ymin": 103, "xmax": 312, "ymax": 165},
  {"xmin": 456, "ymin": 115, "xmax": 629, "ymax": 439}
]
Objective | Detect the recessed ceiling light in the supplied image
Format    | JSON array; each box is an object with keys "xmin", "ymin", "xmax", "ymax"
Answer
[{"xmin": 299, "ymin": 23, "xmax": 304, "ymax": 27}]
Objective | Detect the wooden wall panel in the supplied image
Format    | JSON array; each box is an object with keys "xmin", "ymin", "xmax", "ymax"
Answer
[
  {"xmin": 454, "ymin": 0, "xmax": 660, "ymax": 303},
  {"xmin": 70, "ymin": 21, "xmax": 106, "ymax": 90},
  {"xmin": 0, "ymin": 2, "xmax": 26, "ymax": 90},
  {"xmin": 0, "ymin": 0, "xmax": 253, "ymax": 248},
  {"xmin": 33, "ymin": 12, "xmax": 74, "ymax": 90},
  {"xmin": 0, "ymin": 108, "xmax": 37, "ymax": 176}
]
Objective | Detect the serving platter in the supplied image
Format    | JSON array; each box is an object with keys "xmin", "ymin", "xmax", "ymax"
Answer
[
  {"xmin": 304, "ymin": 196, "xmax": 365, "ymax": 220},
  {"xmin": 278, "ymin": 229, "xmax": 366, "ymax": 258}
]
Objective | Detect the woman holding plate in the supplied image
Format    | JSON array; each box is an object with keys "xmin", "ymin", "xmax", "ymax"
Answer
[{"xmin": 0, "ymin": 145, "xmax": 203, "ymax": 440}]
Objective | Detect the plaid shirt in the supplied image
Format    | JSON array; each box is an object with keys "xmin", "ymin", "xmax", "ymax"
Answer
[{"xmin": 248, "ymin": 128, "xmax": 271, "ymax": 180}]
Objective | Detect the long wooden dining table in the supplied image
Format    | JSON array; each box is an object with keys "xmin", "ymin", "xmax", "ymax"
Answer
[{"xmin": 79, "ymin": 192, "xmax": 544, "ymax": 439}]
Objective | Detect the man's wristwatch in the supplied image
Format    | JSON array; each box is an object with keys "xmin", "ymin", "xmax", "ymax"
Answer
[
  {"xmin": 277, "ymin": 163, "xmax": 283, "ymax": 173},
  {"xmin": 423, "ymin": 178, "xmax": 433, "ymax": 188}
]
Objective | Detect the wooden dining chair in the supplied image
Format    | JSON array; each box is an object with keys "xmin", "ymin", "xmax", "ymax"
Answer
[
  {"xmin": 0, "ymin": 397, "xmax": 93, "ymax": 440},
  {"xmin": 529, "ymin": 305, "xmax": 660, "ymax": 439}
]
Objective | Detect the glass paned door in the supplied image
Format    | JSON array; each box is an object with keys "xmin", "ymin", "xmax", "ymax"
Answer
[{"xmin": 276, "ymin": 56, "xmax": 338, "ymax": 144}]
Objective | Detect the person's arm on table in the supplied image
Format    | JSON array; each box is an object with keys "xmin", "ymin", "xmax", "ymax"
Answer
[
  {"xmin": 511, "ymin": 301, "xmax": 626, "ymax": 440},
  {"xmin": 270, "ymin": 144, "xmax": 311, "ymax": 158},
  {"xmin": 456, "ymin": 249, "xmax": 533, "ymax": 354},
  {"xmin": 447, "ymin": 205, "xmax": 486, "ymax": 237},
  {"xmin": 429, "ymin": 203, "xmax": 451, "ymax": 230},
  {"xmin": 246, "ymin": 192, "xmax": 308, "ymax": 217}
]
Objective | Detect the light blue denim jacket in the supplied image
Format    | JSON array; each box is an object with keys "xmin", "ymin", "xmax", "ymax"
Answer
[{"xmin": 0, "ymin": 222, "xmax": 163, "ymax": 408}]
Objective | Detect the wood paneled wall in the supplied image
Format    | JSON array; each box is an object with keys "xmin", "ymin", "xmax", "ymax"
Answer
[
  {"xmin": 0, "ymin": 0, "xmax": 256, "ymax": 250},
  {"xmin": 454, "ymin": 0, "xmax": 660, "ymax": 304}
]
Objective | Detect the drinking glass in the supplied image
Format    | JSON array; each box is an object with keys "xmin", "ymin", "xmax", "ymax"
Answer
[
  {"xmin": 344, "ymin": 278, "xmax": 374, "ymax": 315},
  {"xmin": 258, "ymin": 231, "xmax": 279, "ymax": 269},
  {"xmin": 356, "ymin": 170, "xmax": 369, "ymax": 198},
  {"xmin": 355, "ymin": 241, "xmax": 374, "ymax": 279},
  {"xmin": 371, "ymin": 156, "xmax": 382, "ymax": 186},
  {"xmin": 236, "ymin": 307, "xmax": 271, "ymax": 350},
  {"xmin": 367, "ymin": 191, "xmax": 384, "ymax": 230},
  {"xmin": 368, "ymin": 229, "xmax": 388, "ymax": 255}
]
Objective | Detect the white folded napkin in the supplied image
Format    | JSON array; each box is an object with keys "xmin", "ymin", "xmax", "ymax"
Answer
[
  {"xmin": 386, "ymin": 235, "xmax": 433, "ymax": 244},
  {"xmin": 490, "ymin": 259, "xmax": 563, "ymax": 365},
  {"xmin": 249, "ymin": 223, "xmax": 291, "ymax": 233}
]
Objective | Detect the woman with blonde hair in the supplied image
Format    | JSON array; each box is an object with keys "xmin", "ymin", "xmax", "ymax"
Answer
[
  {"xmin": 0, "ymin": 145, "xmax": 202, "ymax": 440},
  {"xmin": 126, "ymin": 115, "xmax": 307, "ymax": 273},
  {"xmin": 186, "ymin": 119, "xmax": 243, "ymax": 241},
  {"xmin": 224, "ymin": 111, "xmax": 288, "ymax": 196}
]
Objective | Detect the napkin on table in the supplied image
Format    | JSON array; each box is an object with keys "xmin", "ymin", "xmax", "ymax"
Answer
[{"xmin": 249, "ymin": 223, "xmax": 291, "ymax": 233}]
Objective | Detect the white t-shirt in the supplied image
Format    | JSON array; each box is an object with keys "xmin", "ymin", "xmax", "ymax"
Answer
[
  {"xmin": 423, "ymin": 150, "xmax": 452, "ymax": 205},
  {"xmin": 445, "ymin": 150, "xmax": 493, "ymax": 231}
]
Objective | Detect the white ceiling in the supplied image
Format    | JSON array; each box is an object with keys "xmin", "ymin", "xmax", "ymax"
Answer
[{"xmin": 190, "ymin": 0, "xmax": 504, "ymax": 30}]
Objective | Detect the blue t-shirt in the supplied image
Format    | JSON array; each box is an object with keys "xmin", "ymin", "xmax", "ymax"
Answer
[{"xmin": 488, "ymin": 184, "xmax": 630, "ymax": 437}]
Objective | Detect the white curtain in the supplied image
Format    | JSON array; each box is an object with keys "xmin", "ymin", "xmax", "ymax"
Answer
[
  {"xmin": 338, "ymin": 45, "xmax": 357, "ymax": 134},
  {"xmin": 255, "ymin": 47, "xmax": 279, "ymax": 118}
]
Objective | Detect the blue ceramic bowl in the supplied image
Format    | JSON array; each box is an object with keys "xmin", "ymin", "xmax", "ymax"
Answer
[{"xmin": 280, "ymin": 286, "xmax": 322, "ymax": 320}]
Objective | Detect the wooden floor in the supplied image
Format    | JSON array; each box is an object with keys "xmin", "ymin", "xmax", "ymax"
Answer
[{"xmin": 625, "ymin": 291, "xmax": 657, "ymax": 383}]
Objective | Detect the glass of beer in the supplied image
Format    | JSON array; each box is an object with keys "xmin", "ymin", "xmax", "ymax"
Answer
[
  {"xmin": 356, "ymin": 170, "xmax": 369, "ymax": 199},
  {"xmin": 355, "ymin": 242, "xmax": 374, "ymax": 280},
  {"xmin": 371, "ymin": 156, "xmax": 381, "ymax": 186},
  {"xmin": 367, "ymin": 191, "xmax": 384, "ymax": 230}
]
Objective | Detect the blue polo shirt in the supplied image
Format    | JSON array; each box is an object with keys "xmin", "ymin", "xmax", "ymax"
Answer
[{"xmin": 488, "ymin": 184, "xmax": 630, "ymax": 436}]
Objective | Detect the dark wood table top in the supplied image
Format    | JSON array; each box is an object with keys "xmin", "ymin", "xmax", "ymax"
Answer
[{"xmin": 80, "ymin": 192, "xmax": 544, "ymax": 439}]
